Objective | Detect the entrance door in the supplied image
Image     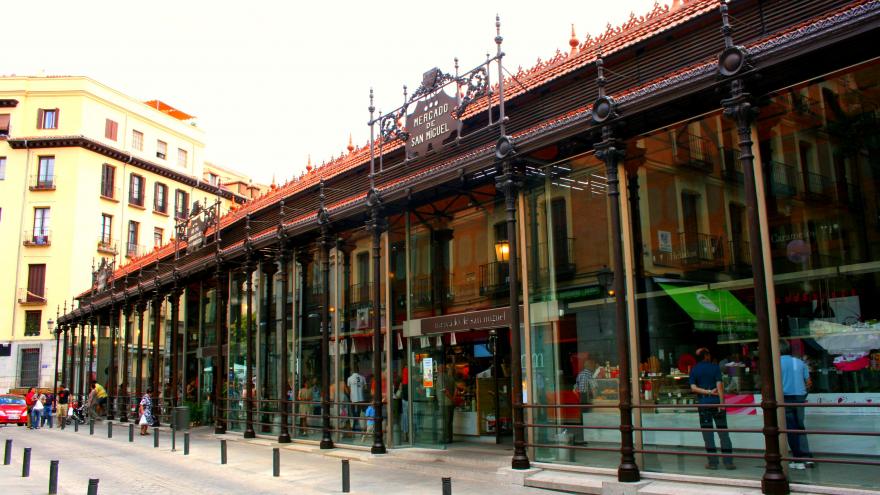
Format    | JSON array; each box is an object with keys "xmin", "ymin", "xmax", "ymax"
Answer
[{"xmin": 408, "ymin": 328, "xmax": 511, "ymax": 448}]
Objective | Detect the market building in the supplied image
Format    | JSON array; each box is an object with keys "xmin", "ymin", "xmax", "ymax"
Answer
[
  {"xmin": 57, "ymin": 0, "xmax": 879, "ymax": 493},
  {"xmin": 0, "ymin": 76, "xmax": 252, "ymax": 392}
]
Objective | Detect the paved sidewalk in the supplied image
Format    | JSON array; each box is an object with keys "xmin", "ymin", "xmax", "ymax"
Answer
[{"xmin": 0, "ymin": 423, "xmax": 548, "ymax": 494}]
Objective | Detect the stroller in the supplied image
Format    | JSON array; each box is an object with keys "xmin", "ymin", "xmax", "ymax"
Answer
[{"xmin": 67, "ymin": 400, "xmax": 87, "ymax": 426}]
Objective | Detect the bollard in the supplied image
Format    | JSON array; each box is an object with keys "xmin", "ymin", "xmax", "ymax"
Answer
[
  {"xmin": 220, "ymin": 439, "xmax": 227, "ymax": 464},
  {"xmin": 3, "ymin": 438, "xmax": 11, "ymax": 465},
  {"xmin": 74, "ymin": 420, "xmax": 79, "ymax": 432},
  {"xmin": 87, "ymin": 478, "xmax": 99, "ymax": 495},
  {"xmin": 60, "ymin": 417, "xmax": 65, "ymax": 430},
  {"xmin": 341, "ymin": 459, "xmax": 350, "ymax": 493},
  {"xmin": 273, "ymin": 447, "xmax": 280, "ymax": 477},
  {"xmin": 128, "ymin": 423, "xmax": 134, "ymax": 442},
  {"xmin": 172, "ymin": 426, "xmax": 176, "ymax": 452},
  {"xmin": 107, "ymin": 421, "xmax": 113, "ymax": 438},
  {"xmin": 184, "ymin": 432, "xmax": 190, "ymax": 456},
  {"xmin": 22, "ymin": 447, "xmax": 31, "ymax": 477},
  {"xmin": 153, "ymin": 428, "xmax": 159, "ymax": 448},
  {"xmin": 89, "ymin": 419, "xmax": 95, "ymax": 435},
  {"xmin": 49, "ymin": 460, "xmax": 60, "ymax": 494},
  {"xmin": 442, "ymin": 477, "xmax": 452, "ymax": 495}
]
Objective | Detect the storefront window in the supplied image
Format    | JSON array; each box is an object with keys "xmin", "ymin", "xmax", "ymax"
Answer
[
  {"xmin": 630, "ymin": 110, "xmax": 764, "ymax": 477},
  {"xmin": 525, "ymin": 152, "xmax": 621, "ymax": 467},
  {"xmin": 227, "ymin": 271, "xmax": 246, "ymax": 432},
  {"xmin": 759, "ymin": 60, "xmax": 880, "ymax": 488}
]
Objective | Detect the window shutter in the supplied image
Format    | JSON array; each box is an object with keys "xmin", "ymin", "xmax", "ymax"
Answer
[
  {"xmin": 27, "ymin": 264, "xmax": 46, "ymax": 299},
  {"xmin": 54, "ymin": 108, "xmax": 60, "ymax": 128},
  {"xmin": 37, "ymin": 109, "xmax": 44, "ymax": 129}
]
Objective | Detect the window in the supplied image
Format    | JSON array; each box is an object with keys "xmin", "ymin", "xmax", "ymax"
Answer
[
  {"xmin": 19, "ymin": 348, "xmax": 40, "ymax": 388},
  {"xmin": 0, "ymin": 157, "xmax": 5, "ymax": 180},
  {"xmin": 0, "ymin": 113, "xmax": 9, "ymax": 136},
  {"xmin": 207, "ymin": 172, "xmax": 219, "ymax": 186},
  {"xmin": 154, "ymin": 183, "xmax": 168, "ymax": 213},
  {"xmin": 127, "ymin": 221, "xmax": 139, "ymax": 256},
  {"xmin": 105, "ymin": 119, "xmax": 118, "ymax": 140},
  {"xmin": 129, "ymin": 174, "xmax": 144, "ymax": 206},
  {"xmin": 174, "ymin": 189, "xmax": 189, "ymax": 219},
  {"xmin": 177, "ymin": 148, "xmax": 188, "ymax": 167},
  {"xmin": 132, "ymin": 130, "xmax": 144, "ymax": 151},
  {"xmin": 36, "ymin": 156, "xmax": 54, "ymax": 189},
  {"xmin": 156, "ymin": 140, "xmax": 167, "ymax": 159},
  {"xmin": 101, "ymin": 164, "xmax": 115, "ymax": 198},
  {"xmin": 24, "ymin": 311, "xmax": 41, "ymax": 337},
  {"xmin": 26, "ymin": 264, "xmax": 46, "ymax": 301},
  {"xmin": 37, "ymin": 108, "xmax": 58, "ymax": 129},
  {"xmin": 32, "ymin": 207, "xmax": 50, "ymax": 244},
  {"xmin": 154, "ymin": 227, "xmax": 163, "ymax": 248},
  {"xmin": 100, "ymin": 214, "xmax": 112, "ymax": 244}
]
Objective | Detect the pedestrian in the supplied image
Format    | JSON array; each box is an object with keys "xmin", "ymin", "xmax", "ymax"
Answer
[
  {"xmin": 780, "ymin": 340, "xmax": 815, "ymax": 469},
  {"xmin": 297, "ymin": 377, "xmax": 311, "ymax": 435},
  {"xmin": 689, "ymin": 347, "xmax": 735, "ymax": 470},
  {"xmin": 31, "ymin": 393, "xmax": 45, "ymax": 429},
  {"xmin": 41, "ymin": 393, "xmax": 54, "ymax": 428},
  {"xmin": 89, "ymin": 380, "xmax": 108, "ymax": 420},
  {"xmin": 56, "ymin": 384, "xmax": 70, "ymax": 426},
  {"xmin": 139, "ymin": 386, "xmax": 154, "ymax": 436}
]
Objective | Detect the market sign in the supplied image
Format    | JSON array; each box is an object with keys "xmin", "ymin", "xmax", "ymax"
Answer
[
  {"xmin": 405, "ymin": 306, "xmax": 525, "ymax": 336},
  {"xmin": 404, "ymin": 68, "xmax": 460, "ymax": 159}
]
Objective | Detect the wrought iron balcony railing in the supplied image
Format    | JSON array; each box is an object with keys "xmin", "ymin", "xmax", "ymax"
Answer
[
  {"xmin": 29, "ymin": 174, "xmax": 56, "ymax": 191},
  {"xmin": 23, "ymin": 229, "xmax": 51, "ymax": 246}
]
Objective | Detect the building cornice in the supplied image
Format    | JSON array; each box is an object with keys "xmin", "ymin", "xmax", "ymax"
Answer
[{"xmin": 6, "ymin": 135, "xmax": 247, "ymax": 203}]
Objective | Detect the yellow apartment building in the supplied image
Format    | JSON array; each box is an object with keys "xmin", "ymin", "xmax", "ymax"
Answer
[{"xmin": 0, "ymin": 76, "xmax": 252, "ymax": 391}]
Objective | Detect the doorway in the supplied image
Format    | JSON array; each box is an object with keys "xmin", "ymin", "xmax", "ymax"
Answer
[{"xmin": 407, "ymin": 328, "xmax": 512, "ymax": 448}]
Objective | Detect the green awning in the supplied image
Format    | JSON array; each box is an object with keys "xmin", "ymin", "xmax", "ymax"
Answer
[{"xmin": 658, "ymin": 283, "xmax": 757, "ymax": 332}]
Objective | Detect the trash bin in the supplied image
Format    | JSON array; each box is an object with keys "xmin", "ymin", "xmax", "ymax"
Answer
[
  {"xmin": 173, "ymin": 406, "xmax": 190, "ymax": 431},
  {"xmin": 555, "ymin": 429, "xmax": 575, "ymax": 462}
]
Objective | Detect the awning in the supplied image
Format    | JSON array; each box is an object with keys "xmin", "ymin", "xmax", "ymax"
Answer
[{"xmin": 658, "ymin": 283, "xmax": 756, "ymax": 332}]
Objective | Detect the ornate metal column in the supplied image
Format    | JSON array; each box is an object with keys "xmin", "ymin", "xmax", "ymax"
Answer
[
  {"xmin": 88, "ymin": 309, "xmax": 96, "ymax": 395},
  {"xmin": 591, "ymin": 53, "xmax": 640, "ymax": 483},
  {"xmin": 213, "ymin": 263, "xmax": 227, "ymax": 434},
  {"xmin": 366, "ymin": 187, "xmax": 387, "ymax": 454},
  {"xmin": 60, "ymin": 321, "xmax": 69, "ymax": 400},
  {"xmin": 277, "ymin": 229, "xmax": 292, "ymax": 443},
  {"xmin": 119, "ymin": 304, "xmax": 133, "ymax": 422},
  {"xmin": 107, "ymin": 303, "xmax": 117, "ymax": 420},
  {"xmin": 151, "ymin": 294, "xmax": 163, "ymax": 424},
  {"xmin": 717, "ymin": 4, "xmax": 787, "ymax": 493},
  {"xmin": 70, "ymin": 321, "xmax": 78, "ymax": 402},
  {"xmin": 495, "ymin": 135, "xmax": 530, "ymax": 469},
  {"xmin": 52, "ymin": 307, "xmax": 62, "ymax": 416},
  {"xmin": 78, "ymin": 317, "xmax": 87, "ymax": 402},
  {"xmin": 244, "ymin": 251, "xmax": 257, "ymax": 439},
  {"xmin": 169, "ymin": 286, "xmax": 182, "ymax": 409},
  {"xmin": 296, "ymin": 247, "xmax": 312, "ymax": 438},
  {"xmin": 135, "ymin": 298, "xmax": 146, "ymax": 400},
  {"xmin": 317, "ymin": 189, "xmax": 334, "ymax": 450}
]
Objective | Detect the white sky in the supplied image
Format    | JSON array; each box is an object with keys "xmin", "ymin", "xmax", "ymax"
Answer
[{"xmin": 7, "ymin": 0, "xmax": 655, "ymax": 185}]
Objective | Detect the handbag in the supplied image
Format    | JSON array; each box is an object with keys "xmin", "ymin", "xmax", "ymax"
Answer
[
  {"xmin": 138, "ymin": 414, "xmax": 148, "ymax": 426},
  {"xmin": 33, "ymin": 400, "xmax": 44, "ymax": 411}
]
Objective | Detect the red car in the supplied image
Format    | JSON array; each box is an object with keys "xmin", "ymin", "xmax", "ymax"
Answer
[{"xmin": 0, "ymin": 394, "xmax": 28, "ymax": 426}]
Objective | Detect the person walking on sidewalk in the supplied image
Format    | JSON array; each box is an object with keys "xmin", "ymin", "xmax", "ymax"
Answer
[
  {"xmin": 139, "ymin": 387, "xmax": 154, "ymax": 436},
  {"xmin": 25, "ymin": 387, "xmax": 37, "ymax": 429},
  {"xmin": 89, "ymin": 380, "xmax": 108, "ymax": 420},
  {"xmin": 781, "ymin": 340, "xmax": 815, "ymax": 470},
  {"xmin": 31, "ymin": 393, "xmax": 45, "ymax": 429},
  {"xmin": 41, "ymin": 392, "xmax": 54, "ymax": 428},
  {"xmin": 56, "ymin": 385, "xmax": 70, "ymax": 425},
  {"xmin": 690, "ymin": 347, "xmax": 735, "ymax": 470}
]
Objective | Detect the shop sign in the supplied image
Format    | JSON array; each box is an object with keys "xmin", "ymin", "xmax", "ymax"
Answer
[
  {"xmin": 404, "ymin": 69, "xmax": 459, "ymax": 159},
  {"xmin": 418, "ymin": 307, "xmax": 514, "ymax": 335},
  {"xmin": 422, "ymin": 357, "xmax": 434, "ymax": 388},
  {"xmin": 557, "ymin": 286, "xmax": 601, "ymax": 301}
]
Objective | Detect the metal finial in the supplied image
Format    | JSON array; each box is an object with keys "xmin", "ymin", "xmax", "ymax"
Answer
[
  {"xmin": 720, "ymin": 0, "xmax": 733, "ymax": 48},
  {"xmin": 454, "ymin": 57, "xmax": 459, "ymax": 72},
  {"xmin": 319, "ymin": 179, "xmax": 326, "ymax": 206},
  {"xmin": 495, "ymin": 14, "xmax": 503, "ymax": 46},
  {"xmin": 596, "ymin": 47, "xmax": 606, "ymax": 97},
  {"xmin": 369, "ymin": 88, "xmax": 375, "ymax": 114}
]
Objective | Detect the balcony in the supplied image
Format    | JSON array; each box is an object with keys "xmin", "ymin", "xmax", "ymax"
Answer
[
  {"xmin": 534, "ymin": 237, "xmax": 577, "ymax": 281},
  {"xmin": 721, "ymin": 147, "xmax": 743, "ymax": 183},
  {"xmin": 97, "ymin": 238, "xmax": 118, "ymax": 255},
  {"xmin": 349, "ymin": 282, "xmax": 373, "ymax": 306},
  {"xmin": 125, "ymin": 243, "xmax": 145, "ymax": 258},
  {"xmin": 769, "ymin": 161, "xmax": 800, "ymax": 197},
  {"xmin": 479, "ymin": 261, "xmax": 516, "ymax": 297},
  {"xmin": 18, "ymin": 287, "xmax": 47, "ymax": 305},
  {"xmin": 803, "ymin": 171, "xmax": 833, "ymax": 199},
  {"xmin": 23, "ymin": 229, "xmax": 51, "ymax": 246},
  {"xmin": 652, "ymin": 232, "xmax": 724, "ymax": 269},
  {"xmin": 29, "ymin": 174, "xmax": 56, "ymax": 191},
  {"xmin": 728, "ymin": 238, "xmax": 751, "ymax": 272},
  {"xmin": 676, "ymin": 133, "xmax": 715, "ymax": 173}
]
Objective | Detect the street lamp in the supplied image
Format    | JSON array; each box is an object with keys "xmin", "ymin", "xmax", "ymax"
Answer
[
  {"xmin": 597, "ymin": 267, "xmax": 614, "ymax": 297},
  {"xmin": 494, "ymin": 240, "xmax": 510, "ymax": 263},
  {"xmin": 47, "ymin": 318, "xmax": 55, "ymax": 334}
]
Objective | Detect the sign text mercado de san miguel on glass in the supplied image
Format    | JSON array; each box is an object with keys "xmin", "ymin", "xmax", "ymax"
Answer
[{"xmin": 57, "ymin": 1, "xmax": 880, "ymax": 493}]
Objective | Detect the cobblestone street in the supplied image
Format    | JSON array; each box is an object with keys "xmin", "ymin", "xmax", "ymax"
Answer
[{"xmin": 0, "ymin": 423, "xmax": 547, "ymax": 494}]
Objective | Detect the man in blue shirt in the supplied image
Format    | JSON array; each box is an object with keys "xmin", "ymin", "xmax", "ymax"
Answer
[
  {"xmin": 689, "ymin": 348, "xmax": 735, "ymax": 470},
  {"xmin": 780, "ymin": 340, "xmax": 814, "ymax": 469}
]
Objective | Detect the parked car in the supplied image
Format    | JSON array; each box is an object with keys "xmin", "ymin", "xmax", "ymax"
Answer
[{"xmin": 0, "ymin": 394, "xmax": 28, "ymax": 426}]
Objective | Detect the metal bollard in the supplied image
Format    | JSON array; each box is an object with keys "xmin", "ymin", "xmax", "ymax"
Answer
[
  {"xmin": 128, "ymin": 423, "xmax": 134, "ymax": 442},
  {"xmin": 341, "ymin": 459, "xmax": 350, "ymax": 493},
  {"xmin": 107, "ymin": 421, "xmax": 113, "ymax": 438},
  {"xmin": 22, "ymin": 447, "xmax": 31, "ymax": 477},
  {"xmin": 89, "ymin": 419, "xmax": 95, "ymax": 435},
  {"xmin": 3, "ymin": 438, "xmax": 11, "ymax": 465},
  {"xmin": 442, "ymin": 477, "xmax": 452, "ymax": 495},
  {"xmin": 153, "ymin": 428, "xmax": 159, "ymax": 448},
  {"xmin": 87, "ymin": 478, "xmax": 99, "ymax": 495},
  {"xmin": 172, "ymin": 427, "xmax": 176, "ymax": 452},
  {"xmin": 74, "ymin": 420, "xmax": 79, "ymax": 432},
  {"xmin": 273, "ymin": 447, "xmax": 280, "ymax": 477},
  {"xmin": 49, "ymin": 460, "xmax": 60, "ymax": 494},
  {"xmin": 184, "ymin": 433, "xmax": 190, "ymax": 456},
  {"xmin": 220, "ymin": 439, "xmax": 227, "ymax": 464}
]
